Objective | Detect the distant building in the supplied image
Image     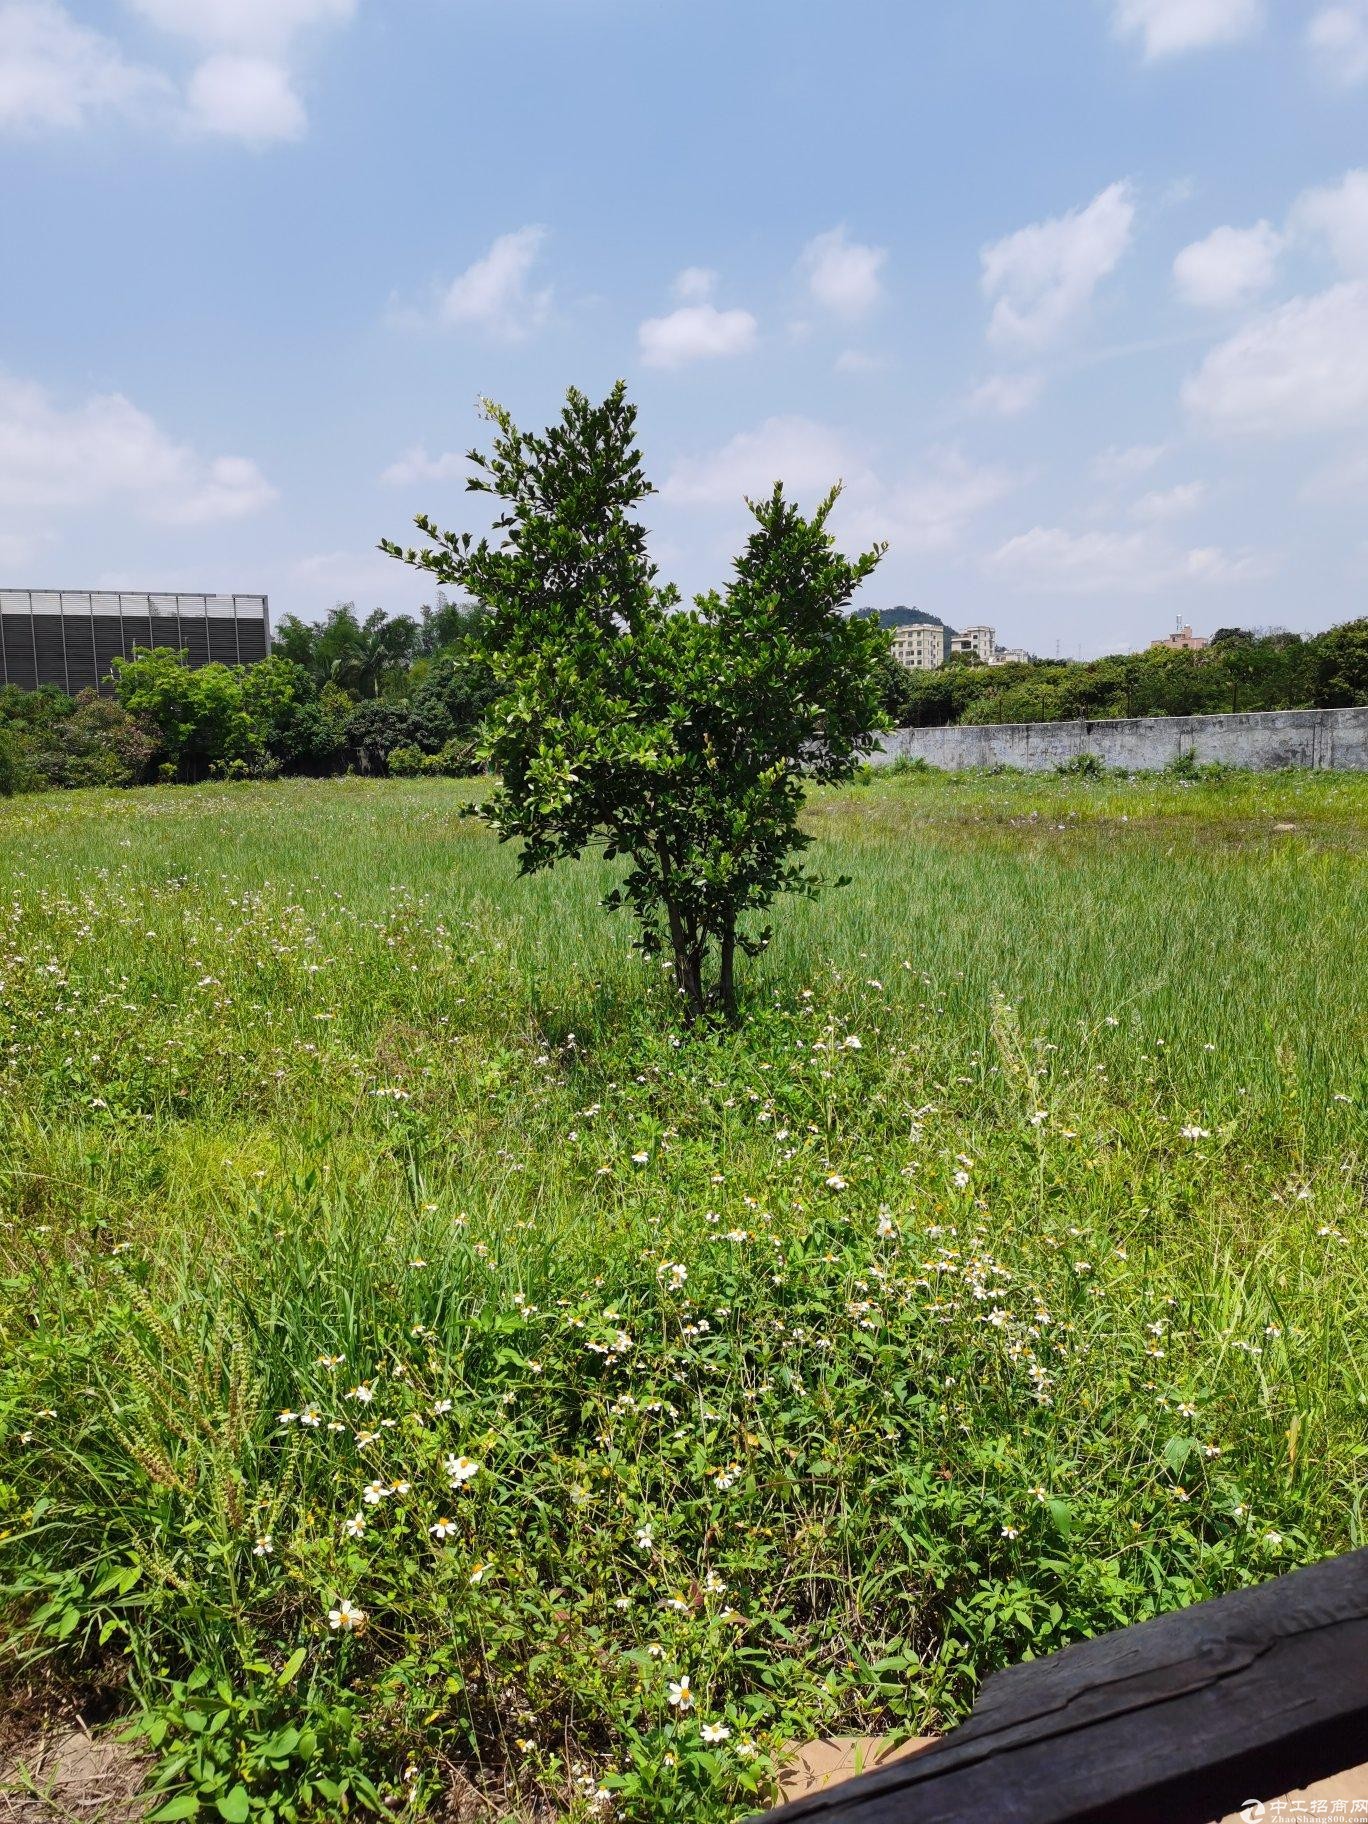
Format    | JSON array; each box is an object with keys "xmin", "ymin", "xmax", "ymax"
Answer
[
  {"xmin": 992, "ymin": 645, "xmax": 1033, "ymax": 665},
  {"xmin": 0, "ymin": 591, "xmax": 270, "ymax": 694},
  {"xmin": 1151, "ymin": 624, "xmax": 1208, "ymax": 652},
  {"xmin": 889, "ymin": 621, "xmax": 949, "ymax": 670},
  {"xmin": 950, "ymin": 624, "xmax": 996, "ymax": 663}
]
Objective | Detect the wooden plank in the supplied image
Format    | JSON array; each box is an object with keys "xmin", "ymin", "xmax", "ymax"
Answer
[{"xmin": 756, "ymin": 1548, "xmax": 1368, "ymax": 1824}]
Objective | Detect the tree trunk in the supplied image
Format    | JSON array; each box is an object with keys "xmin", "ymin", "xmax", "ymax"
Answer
[
  {"xmin": 718, "ymin": 922, "xmax": 737, "ymax": 1022},
  {"xmin": 676, "ymin": 949, "xmax": 705, "ymax": 1022}
]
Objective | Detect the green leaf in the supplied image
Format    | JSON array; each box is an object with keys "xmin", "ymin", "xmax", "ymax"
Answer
[
  {"xmin": 276, "ymin": 1647, "xmax": 306, "ymax": 1687},
  {"xmin": 216, "ymin": 1787, "xmax": 251, "ymax": 1822},
  {"xmin": 148, "ymin": 1796, "xmax": 200, "ymax": 1821}
]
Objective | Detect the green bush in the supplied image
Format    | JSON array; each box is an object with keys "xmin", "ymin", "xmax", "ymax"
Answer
[
  {"xmin": 386, "ymin": 742, "xmax": 425, "ymax": 778},
  {"xmin": 0, "ymin": 722, "xmax": 28, "ymax": 796}
]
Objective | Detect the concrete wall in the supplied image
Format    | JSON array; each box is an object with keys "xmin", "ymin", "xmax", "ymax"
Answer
[{"xmin": 873, "ymin": 706, "xmax": 1368, "ymax": 773}]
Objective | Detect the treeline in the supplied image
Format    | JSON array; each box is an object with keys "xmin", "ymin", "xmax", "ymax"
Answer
[
  {"xmin": 0, "ymin": 600, "xmax": 497, "ymax": 795},
  {"xmin": 886, "ymin": 619, "xmax": 1368, "ymax": 728},
  {"xmin": 2, "ymin": 604, "xmax": 1365, "ymax": 798}
]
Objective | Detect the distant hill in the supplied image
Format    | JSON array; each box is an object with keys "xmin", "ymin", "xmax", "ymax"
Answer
[{"xmin": 855, "ymin": 605, "xmax": 954, "ymax": 632}]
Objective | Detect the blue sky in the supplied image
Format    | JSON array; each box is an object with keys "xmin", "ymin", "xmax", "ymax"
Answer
[{"xmin": 2, "ymin": 0, "xmax": 1366, "ymax": 655}]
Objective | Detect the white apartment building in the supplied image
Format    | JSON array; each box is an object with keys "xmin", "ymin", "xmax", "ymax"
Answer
[
  {"xmin": 889, "ymin": 622, "xmax": 947, "ymax": 670},
  {"xmin": 949, "ymin": 624, "xmax": 996, "ymax": 663}
]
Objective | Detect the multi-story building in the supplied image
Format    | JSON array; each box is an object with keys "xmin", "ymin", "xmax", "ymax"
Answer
[
  {"xmin": 0, "ymin": 591, "xmax": 270, "ymax": 694},
  {"xmin": 889, "ymin": 621, "xmax": 948, "ymax": 670},
  {"xmin": 949, "ymin": 624, "xmax": 996, "ymax": 664},
  {"xmin": 992, "ymin": 646, "xmax": 1033, "ymax": 665},
  {"xmin": 1150, "ymin": 624, "xmax": 1208, "ymax": 652}
]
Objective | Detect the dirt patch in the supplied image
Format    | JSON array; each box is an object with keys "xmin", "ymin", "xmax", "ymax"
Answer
[
  {"xmin": 0, "ymin": 1724, "xmax": 147, "ymax": 1823},
  {"xmin": 0, "ymin": 1687, "xmax": 147, "ymax": 1824},
  {"xmin": 777, "ymin": 1733, "xmax": 936, "ymax": 1800}
]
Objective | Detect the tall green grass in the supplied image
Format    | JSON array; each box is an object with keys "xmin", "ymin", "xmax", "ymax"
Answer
[{"xmin": 1, "ymin": 771, "xmax": 1364, "ymax": 1821}]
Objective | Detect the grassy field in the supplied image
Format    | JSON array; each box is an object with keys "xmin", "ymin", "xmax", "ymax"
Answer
[{"xmin": 1, "ymin": 769, "xmax": 1365, "ymax": 1821}]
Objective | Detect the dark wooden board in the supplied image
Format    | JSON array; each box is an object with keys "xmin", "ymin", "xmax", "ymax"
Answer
[{"xmin": 755, "ymin": 1548, "xmax": 1368, "ymax": 1824}]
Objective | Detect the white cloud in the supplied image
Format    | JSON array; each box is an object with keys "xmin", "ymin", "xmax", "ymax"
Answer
[
  {"xmin": 799, "ymin": 226, "xmax": 888, "ymax": 319},
  {"xmin": 981, "ymin": 181, "xmax": 1135, "ymax": 350},
  {"xmin": 1093, "ymin": 441, "xmax": 1169, "ymax": 482},
  {"xmin": 844, "ymin": 453, "xmax": 1016, "ymax": 555},
  {"xmin": 1130, "ymin": 480, "xmax": 1208, "ymax": 520},
  {"xmin": 662, "ymin": 417, "xmax": 860, "ymax": 507},
  {"xmin": 1172, "ymin": 221, "xmax": 1281, "ymax": 308},
  {"xmin": 1307, "ymin": 2, "xmax": 1368, "ymax": 85},
  {"xmin": 186, "ymin": 54, "xmax": 303, "ymax": 143},
  {"xmin": 125, "ymin": 0, "xmax": 357, "ymax": 54},
  {"xmin": 986, "ymin": 523, "xmax": 1265, "ymax": 593},
  {"xmin": 0, "ymin": 373, "xmax": 276, "ymax": 524},
  {"xmin": 0, "ymin": 0, "xmax": 351, "ymax": 141},
  {"xmin": 0, "ymin": 0, "xmax": 171, "ymax": 131},
  {"xmin": 672, "ymin": 266, "xmax": 717, "ymax": 303},
  {"xmin": 1113, "ymin": 0, "xmax": 1262, "ymax": 60},
  {"xmin": 389, "ymin": 228, "xmax": 553, "ymax": 338},
  {"xmin": 380, "ymin": 446, "xmax": 466, "ymax": 488},
  {"xmin": 1290, "ymin": 168, "xmax": 1368, "ymax": 276},
  {"xmin": 967, "ymin": 372, "xmax": 1045, "ymax": 417},
  {"xmin": 638, "ymin": 302, "xmax": 758, "ymax": 369},
  {"xmin": 423, "ymin": 226, "xmax": 552, "ymax": 339},
  {"xmin": 291, "ymin": 546, "xmax": 434, "ymax": 617},
  {"xmin": 662, "ymin": 416, "xmax": 1013, "ymax": 555},
  {"xmin": 1183, "ymin": 281, "xmax": 1368, "ymax": 435}
]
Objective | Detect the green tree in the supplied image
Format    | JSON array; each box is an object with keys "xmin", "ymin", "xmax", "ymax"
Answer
[
  {"xmin": 1310, "ymin": 617, "xmax": 1368, "ymax": 708},
  {"xmin": 382, "ymin": 382, "xmax": 887, "ymax": 1020},
  {"xmin": 112, "ymin": 648, "xmax": 255, "ymax": 781}
]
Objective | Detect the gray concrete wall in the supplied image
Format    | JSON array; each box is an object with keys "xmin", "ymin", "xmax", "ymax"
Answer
[{"xmin": 873, "ymin": 706, "xmax": 1368, "ymax": 773}]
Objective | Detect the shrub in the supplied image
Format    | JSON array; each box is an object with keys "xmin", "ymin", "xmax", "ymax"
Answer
[
  {"xmin": 0, "ymin": 722, "xmax": 29, "ymax": 796},
  {"xmin": 386, "ymin": 742, "xmax": 425, "ymax": 778},
  {"xmin": 1056, "ymin": 752, "xmax": 1106, "ymax": 779}
]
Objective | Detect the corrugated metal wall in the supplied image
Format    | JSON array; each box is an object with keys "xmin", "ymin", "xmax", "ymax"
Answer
[{"xmin": 0, "ymin": 592, "xmax": 270, "ymax": 693}]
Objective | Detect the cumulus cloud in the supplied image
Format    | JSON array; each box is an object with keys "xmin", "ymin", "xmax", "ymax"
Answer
[
  {"xmin": 0, "ymin": 373, "xmax": 276, "ymax": 525},
  {"xmin": 799, "ymin": 227, "xmax": 888, "ymax": 319},
  {"xmin": 1129, "ymin": 480, "xmax": 1208, "ymax": 520},
  {"xmin": 662, "ymin": 416, "xmax": 1013, "ymax": 555},
  {"xmin": 986, "ymin": 523, "xmax": 1266, "ymax": 593},
  {"xmin": 126, "ymin": 0, "xmax": 357, "ymax": 53},
  {"xmin": 392, "ymin": 226, "xmax": 553, "ymax": 339},
  {"xmin": 1173, "ymin": 221, "xmax": 1281, "ymax": 308},
  {"xmin": 0, "ymin": 0, "xmax": 172, "ymax": 131},
  {"xmin": 1183, "ymin": 281, "xmax": 1368, "ymax": 435},
  {"xmin": 0, "ymin": 0, "xmax": 353, "ymax": 142},
  {"xmin": 186, "ymin": 53, "xmax": 304, "ymax": 143},
  {"xmin": 672, "ymin": 266, "xmax": 718, "ymax": 303},
  {"xmin": 967, "ymin": 372, "xmax": 1045, "ymax": 417},
  {"xmin": 1290, "ymin": 168, "xmax": 1368, "ymax": 276},
  {"xmin": 380, "ymin": 446, "xmax": 467, "ymax": 488},
  {"xmin": 1307, "ymin": 2, "xmax": 1368, "ymax": 84},
  {"xmin": 638, "ymin": 303, "xmax": 758, "ymax": 369},
  {"xmin": 1113, "ymin": 0, "xmax": 1262, "ymax": 60},
  {"xmin": 981, "ymin": 181, "xmax": 1135, "ymax": 350},
  {"xmin": 662, "ymin": 417, "xmax": 860, "ymax": 507}
]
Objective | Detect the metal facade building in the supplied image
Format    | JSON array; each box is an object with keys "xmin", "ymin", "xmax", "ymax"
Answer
[{"xmin": 0, "ymin": 591, "xmax": 271, "ymax": 694}]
